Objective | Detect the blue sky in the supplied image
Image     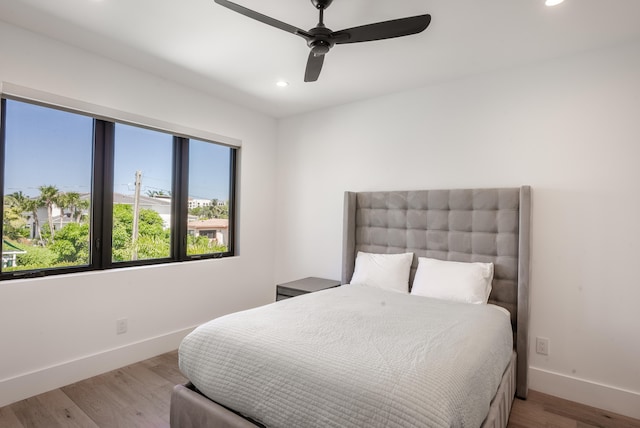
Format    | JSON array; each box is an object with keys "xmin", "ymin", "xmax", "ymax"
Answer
[{"xmin": 4, "ymin": 99, "xmax": 230, "ymax": 201}]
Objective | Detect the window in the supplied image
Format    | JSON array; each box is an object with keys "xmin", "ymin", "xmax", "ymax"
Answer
[
  {"xmin": 0, "ymin": 97, "xmax": 236, "ymax": 280},
  {"xmin": 112, "ymin": 124, "xmax": 173, "ymax": 262},
  {"xmin": 1, "ymin": 100, "xmax": 93, "ymax": 272},
  {"xmin": 186, "ymin": 139, "xmax": 233, "ymax": 256}
]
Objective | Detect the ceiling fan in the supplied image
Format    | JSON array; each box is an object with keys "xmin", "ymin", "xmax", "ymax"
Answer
[{"xmin": 213, "ymin": 0, "xmax": 431, "ymax": 82}]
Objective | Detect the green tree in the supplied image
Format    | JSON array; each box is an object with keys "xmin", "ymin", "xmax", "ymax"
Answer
[
  {"xmin": 5, "ymin": 191, "xmax": 28, "ymax": 209},
  {"xmin": 112, "ymin": 204, "xmax": 170, "ymax": 261},
  {"xmin": 38, "ymin": 185, "xmax": 60, "ymax": 242},
  {"xmin": 112, "ymin": 204, "xmax": 134, "ymax": 261},
  {"xmin": 3, "ymin": 193, "xmax": 29, "ymax": 240},
  {"xmin": 54, "ymin": 192, "xmax": 82, "ymax": 228},
  {"xmin": 14, "ymin": 246, "xmax": 57, "ymax": 270},
  {"xmin": 72, "ymin": 198, "xmax": 90, "ymax": 223},
  {"xmin": 213, "ymin": 201, "xmax": 229, "ymax": 219},
  {"xmin": 25, "ymin": 198, "xmax": 44, "ymax": 242},
  {"xmin": 186, "ymin": 234, "xmax": 227, "ymax": 255},
  {"xmin": 3, "ymin": 205, "xmax": 28, "ymax": 240},
  {"xmin": 49, "ymin": 222, "xmax": 90, "ymax": 264},
  {"xmin": 6, "ymin": 191, "xmax": 44, "ymax": 242},
  {"xmin": 136, "ymin": 234, "xmax": 171, "ymax": 259},
  {"xmin": 138, "ymin": 208, "xmax": 166, "ymax": 238},
  {"xmin": 188, "ymin": 200, "xmax": 229, "ymax": 220},
  {"xmin": 189, "ymin": 206, "xmax": 203, "ymax": 218},
  {"xmin": 56, "ymin": 192, "xmax": 68, "ymax": 229},
  {"xmin": 145, "ymin": 189, "xmax": 170, "ymax": 198}
]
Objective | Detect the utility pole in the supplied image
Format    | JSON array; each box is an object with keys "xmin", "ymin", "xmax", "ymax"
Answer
[{"xmin": 131, "ymin": 170, "xmax": 142, "ymax": 261}]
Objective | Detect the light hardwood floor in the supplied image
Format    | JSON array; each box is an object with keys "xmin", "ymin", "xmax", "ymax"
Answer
[
  {"xmin": 1, "ymin": 351, "xmax": 639, "ymax": 428},
  {"xmin": 0, "ymin": 351, "xmax": 187, "ymax": 428}
]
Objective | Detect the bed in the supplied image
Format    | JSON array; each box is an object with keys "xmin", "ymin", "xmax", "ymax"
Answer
[{"xmin": 171, "ymin": 186, "xmax": 531, "ymax": 428}]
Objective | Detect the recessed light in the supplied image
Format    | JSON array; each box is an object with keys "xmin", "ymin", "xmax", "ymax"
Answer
[
  {"xmin": 545, "ymin": 0, "xmax": 565, "ymax": 6},
  {"xmin": 276, "ymin": 80, "xmax": 289, "ymax": 88}
]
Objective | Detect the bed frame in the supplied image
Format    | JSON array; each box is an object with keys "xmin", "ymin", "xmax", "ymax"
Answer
[{"xmin": 171, "ymin": 186, "xmax": 531, "ymax": 428}]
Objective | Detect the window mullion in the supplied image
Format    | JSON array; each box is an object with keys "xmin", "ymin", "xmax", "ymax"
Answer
[
  {"xmin": 172, "ymin": 137, "xmax": 189, "ymax": 260},
  {"xmin": 92, "ymin": 119, "xmax": 115, "ymax": 269},
  {"xmin": 0, "ymin": 98, "xmax": 6, "ymax": 215},
  {"xmin": 227, "ymin": 148, "xmax": 237, "ymax": 256}
]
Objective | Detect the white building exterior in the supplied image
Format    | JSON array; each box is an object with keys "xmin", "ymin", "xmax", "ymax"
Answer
[{"xmin": 187, "ymin": 198, "xmax": 212, "ymax": 209}]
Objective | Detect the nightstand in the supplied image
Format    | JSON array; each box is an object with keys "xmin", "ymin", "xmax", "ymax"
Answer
[{"xmin": 276, "ymin": 277, "xmax": 341, "ymax": 301}]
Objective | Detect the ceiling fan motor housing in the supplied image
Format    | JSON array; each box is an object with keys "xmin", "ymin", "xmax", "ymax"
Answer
[
  {"xmin": 311, "ymin": 0, "xmax": 334, "ymax": 10},
  {"xmin": 308, "ymin": 26, "xmax": 334, "ymax": 55}
]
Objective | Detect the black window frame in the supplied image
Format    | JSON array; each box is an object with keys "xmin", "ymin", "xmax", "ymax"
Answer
[{"xmin": 0, "ymin": 96, "xmax": 237, "ymax": 281}]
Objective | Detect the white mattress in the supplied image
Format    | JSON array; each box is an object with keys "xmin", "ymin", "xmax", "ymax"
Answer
[{"xmin": 179, "ymin": 284, "xmax": 513, "ymax": 428}]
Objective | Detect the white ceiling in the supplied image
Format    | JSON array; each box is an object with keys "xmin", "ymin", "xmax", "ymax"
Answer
[{"xmin": 1, "ymin": 0, "xmax": 640, "ymax": 118}]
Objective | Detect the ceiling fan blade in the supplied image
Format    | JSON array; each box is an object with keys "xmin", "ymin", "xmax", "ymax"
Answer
[
  {"xmin": 214, "ymin": 0, "xmax": 312, "ymax": 41},
  {"xmin": 304, "ymin": 52, "xmax": 325, "ymax": 82},
  {"xmin": 332, "ymin": 14, "xmax": 431, "ymax": 44}
]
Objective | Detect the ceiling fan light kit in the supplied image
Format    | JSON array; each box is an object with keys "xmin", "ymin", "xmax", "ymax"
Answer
[{"xmin": 213, "ymin": 0, "xmax": 431, "ymax": 82}]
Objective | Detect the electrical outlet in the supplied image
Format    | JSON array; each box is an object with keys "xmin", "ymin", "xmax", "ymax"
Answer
[
  {"xmin": 536, "ymin": 337, "xmax": 549, "ymax": 355},
  {"xmin": 116, "ymin": 318, "xmax": 128, "ymax": 335}
]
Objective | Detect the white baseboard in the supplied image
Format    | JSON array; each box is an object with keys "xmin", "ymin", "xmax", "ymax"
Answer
[
  {"xmin": 0, "ymin": 326, "xmax": 196, "ymax": 408},
  {"xmin": 529, "ymin": 366, "xmax": 640, "ymax": 420}
]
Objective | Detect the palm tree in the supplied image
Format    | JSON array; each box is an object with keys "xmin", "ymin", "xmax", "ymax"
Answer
[
  {"xmin": 54, "ymin": 192, "xmax": 81, "ymax": 229},
  {"xmin": 212, "ymin": 201, "xmax": 229, "ymax": 219},
  {"xmin": 146, "ymin": 189, "xmax": 170, "ymax": 198},
  {"xmin": 64, "ymin": 192, "xmax": 83, "ymax": 223},
  {"xmin": 68, "ymin": 196, "xmax": 90, "ymax": 223},
  {"xmin": 5, "ymin": 191, "xmax": 42, "ymax": 241},
  {"xmin": 38, "ymin": 185, "xmax": 60, "ymax": 242},
  {"xmin": 5, "ymin": 191, "xmax": 28, "ymax": 212},
  {"xmin": 56, "ymin": 192, "xmax": 68, "ymax": 230},
  {"xmin": 24, "ymin": 198, "xmax": 44, "ymax": 242},
  {"xmin": 3, "ymin": 193, "xmax": 28, "ymax": 240}
]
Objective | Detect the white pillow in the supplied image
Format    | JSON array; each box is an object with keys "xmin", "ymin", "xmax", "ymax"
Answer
[
  {"xmin": 350, "ymin": 251, "xmax": 413, "ymax": 293},
  {"xmin": 410, "ymin": 257, "xmax": 494, "ymax": 304}
]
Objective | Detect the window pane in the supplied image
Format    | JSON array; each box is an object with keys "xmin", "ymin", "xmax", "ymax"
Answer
[
  {"xmin": 2, "ymin": 99, "xmax": 93, "ymax": 271},
  {"xmin": 187, "ymin": 139, "xmax": 231, "ymax": 256},
  {"xmin": 112, "ymin": 123, "xmax": 173, "ymax": 262}
]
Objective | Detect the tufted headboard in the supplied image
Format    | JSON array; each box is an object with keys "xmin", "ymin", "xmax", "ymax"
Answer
[{"xmin": 341, "ymin": 187, "xmax": 531, "ymax": 399}]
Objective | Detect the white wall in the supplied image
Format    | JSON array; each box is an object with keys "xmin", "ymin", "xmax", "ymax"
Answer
[
  {"xmin": 0, "ymin": 21, "xmax": 278, "ymax": 406},
  {"xmin": 276, "ymin": 40, "xmax": 640, "ymax": 418}
]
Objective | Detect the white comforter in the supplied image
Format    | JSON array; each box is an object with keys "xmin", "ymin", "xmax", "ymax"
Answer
[{"xmin": 179, "ymin": 284, "xmax": 513, "ymax": 428}]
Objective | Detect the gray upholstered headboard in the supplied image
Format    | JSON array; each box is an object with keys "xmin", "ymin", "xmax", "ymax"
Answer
[{"xmin": 341, "ymin": 187, "xmax": 531, "ymax": 399}]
